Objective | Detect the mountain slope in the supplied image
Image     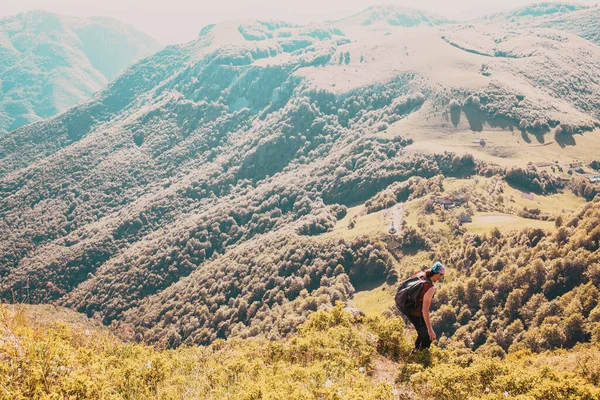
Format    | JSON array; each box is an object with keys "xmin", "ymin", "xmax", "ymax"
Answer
[
  {"xmin": 482, "ymin": 3, "xmax": 600, "ymax": 45},
  {"xmin": 0, "ymin": 11, "xmax": 161, "ymax": 134},
  {"xmin": 0, "ymin": 4, "xmax": 599, "ymax": 346}
]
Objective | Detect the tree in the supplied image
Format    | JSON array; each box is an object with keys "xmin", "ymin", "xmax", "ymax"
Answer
[
  {"xmin": 504, "ymin": 289, "xmax": 524, "ymax": 319},
  {"xmin": 563, "ymin": 313, "xmax": 589, "ymax": 347},
  {"xmin": 480, "ymin": 291, "xmax": 496, "ymax": 314}
]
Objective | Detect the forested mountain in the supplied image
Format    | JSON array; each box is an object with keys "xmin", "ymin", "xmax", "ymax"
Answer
[
  {"xmin": 0, "ymin": 2, "xmax": 599, "ymax": 357},
  {"xmin": 0, "ymin": 11, "xmax": 161, "ymax": 134}
]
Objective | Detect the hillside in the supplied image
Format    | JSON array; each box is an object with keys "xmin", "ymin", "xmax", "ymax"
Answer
[
  {"xmin": 0, "ymin": 2, "xmax": 599, "ymax": 356},
  {"xmin": 1, "ymin": 303, "xmax": 599, "ymax": 399},
  {"xmin": 0, "ymin": 11, "xmax": 161, "ymax": 134},
  {"xmin": 482, "ymin": 3, "xmax": 600, "ymax": 45}
]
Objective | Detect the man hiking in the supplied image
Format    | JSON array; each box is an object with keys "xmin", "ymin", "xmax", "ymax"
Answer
[{"xmin": 395, "ymin": 261, "xmax": 445, "ymax": 350}]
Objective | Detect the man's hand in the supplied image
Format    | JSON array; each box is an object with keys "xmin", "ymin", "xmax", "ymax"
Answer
[{"xmin": 428, "ymin": 328, "xmax": 436, "ymax": 341}]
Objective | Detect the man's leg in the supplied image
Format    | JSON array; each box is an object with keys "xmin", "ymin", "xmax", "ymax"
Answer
[
  {"xmin": 416, "ymin": 316, "xmax": 432, "ymax": 349},
  {"xmin": 407, "ymin": 314, "xmax": 426, "ymax": 350}
]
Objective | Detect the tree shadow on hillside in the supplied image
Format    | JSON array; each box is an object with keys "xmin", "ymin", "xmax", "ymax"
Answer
[
  {"xmin": 520, "ymin": 127, "xmax": 550, "ymax": 144},
  {"xmin": 463, "ymin": 105, "xmax": 516, "ymax": 132},
  {"xmin": 555, "ymin": 132, "xmax": 577, "ymax": 148},
  {"xmin": 532, "ymin": 131, "xmax": 546, "ymax": 144},
  {"xmin": 353, "ymin": 276, "xmax": 388, "ymax": 293},
  {"xmin": 505, "ymin": 181, "xmax": 544, "ymax": 196},
  {"xmin": 450, "ymin": 107, "xmax": 461, "ymax": 127},
  {"xmin": 463, "ymin": 105, "xmax": 485, "ymax": 131},
  {"xmin": 400, "ymin": 244, "xmax": 427, "ymax": 256},
  {"xmin": 487, "ymin": 115, "xmax": 516, "ymax": 131}
]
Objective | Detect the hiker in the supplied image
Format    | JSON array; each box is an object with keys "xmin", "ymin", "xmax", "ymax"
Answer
[{"xmin": 395, "ymin": 262, "xmax": 445, "ymax": 350}]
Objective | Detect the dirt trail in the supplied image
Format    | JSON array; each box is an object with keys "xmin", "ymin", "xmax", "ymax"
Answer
[
  {"xmin": 372, "ymin": 355, "xmax": 398, "ymax": 386},
  {"xmin": 393, "ymin": 204, "xmax": 403, "ymax": 232},
  {"xmin": 372, "ymin": 355, "xmax": 419, "ymax": 399},
  {"xmin": 382, "ymin": 203, "xmax": 403, "ymax": 233}
]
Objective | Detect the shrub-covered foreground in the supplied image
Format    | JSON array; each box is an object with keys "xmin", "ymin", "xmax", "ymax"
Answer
[{"xmin": 2, "ymin": 304, "xmax": 599, "ymax": 399}]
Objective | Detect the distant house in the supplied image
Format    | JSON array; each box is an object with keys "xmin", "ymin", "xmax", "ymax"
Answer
[
  {"xmin": 434, "ymin": 195, "xmax": 468, "ymax": 209},
  {"xmin": 455, "ymin": 194, "xmax": 468, "ymax": 204},
  {"xmin": 574, "ymin": 167, "xmax": 585, "ymax": 174},
  {"xmin": 522, "ymin": 192, "xmax": 534, "ymax": 200},
  {"xmin": 588, "ymin": 175, "xmax": 600, "ymax": 183},
  {"xmin": 434, "ymin": 197, "xmax": 455, "ymax": 209},
  {"xmin": 553, "ymin": 174, "xmax": 571, "ymax": 182},
  {"xmin": 534, "ymin": 162, "xmax": 553, "ymax": 168},
  {"xmin": 458, "ymin": 215, "xmax": 472, "ymax": 223}
]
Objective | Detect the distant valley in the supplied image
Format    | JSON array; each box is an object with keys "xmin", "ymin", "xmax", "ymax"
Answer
[{"xmin": 0, "ymin": 10, "xmax": 161, "ymax": 134}]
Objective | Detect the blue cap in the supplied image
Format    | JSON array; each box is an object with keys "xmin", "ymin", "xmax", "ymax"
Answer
[{"xmin": 432, "ymin": 262, "xmax": 446, "ymax": 275}]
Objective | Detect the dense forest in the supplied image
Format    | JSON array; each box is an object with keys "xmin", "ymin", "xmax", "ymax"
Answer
[{"xmin": 426, "ymin": 196, "xmax": 600, "ymax": 354}]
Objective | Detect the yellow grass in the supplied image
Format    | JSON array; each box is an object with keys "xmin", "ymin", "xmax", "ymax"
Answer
[
  {"xmin": 442, "ymin": 175, "xmax": 585, "ymax": 216},
  {"xmin": 465, "ymin": 212, "xmax": 556, "ymax": 234},
  {"xmin": 395, "ymin": 114, "xmax": 600, "ymax": 169},
  {"xmin": 502, "ymin": 184, "xmax": 586, "ymax": 215},
  {"xmin": 327, "ymin": 204, "xmax": 396, "ymax": 240},
  {"xmin": 350, "ymin": 284, "xmax": 395, "ymax": 317}
]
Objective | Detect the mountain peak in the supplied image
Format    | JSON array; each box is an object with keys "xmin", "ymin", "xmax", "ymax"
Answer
[
  {"xmin": 338, "ymin": 5, "xmax": 453, "ymax": 27},
  {"xmin": 484, "ymin": 2, "xmax": 589, "ymax": 21}
]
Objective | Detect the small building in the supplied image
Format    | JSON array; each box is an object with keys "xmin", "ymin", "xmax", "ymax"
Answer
[
  {"xmin": 439, "ymin": 198, "xmax": 454, "ymax": 209},
  {"xmin": 521, "ymin": 192, "xmax": 534, "ymax": 200},
  {"xmin": 588, "ymin": 175, "xmax": 600, "ymax": 183},
  {"xmin": 574, "ymin": 167, "xmax": 585, "ymax": 174},
  {"xmin": 455, "ymin": 194, "xmax": 468, "ymax": 204},
  {"xmin": 458, "ymin": 215, "xmax": 472, "ymax": 223},
  {"xmin": 553, "ymin": 174, "xmax": 571, "ymax": 182}
]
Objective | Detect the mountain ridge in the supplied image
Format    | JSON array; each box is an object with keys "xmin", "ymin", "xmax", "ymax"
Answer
[
  {"xmin": 0, "ymin": 10, "xmax": 162, "ymax": 134},
  {"xmin": 0, "ymin": 2, "xmax": 599, "ymax": 351}
]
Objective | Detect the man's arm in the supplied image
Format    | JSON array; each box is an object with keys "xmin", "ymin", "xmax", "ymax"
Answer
[{"xmin": 422, "ymin": 287, "xmax": 436, "ymax": 341}]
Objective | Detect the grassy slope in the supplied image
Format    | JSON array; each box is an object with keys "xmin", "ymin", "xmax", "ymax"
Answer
[{"xmin": 2, "ymin": 303, "xmax": 599, "ymax": 400}]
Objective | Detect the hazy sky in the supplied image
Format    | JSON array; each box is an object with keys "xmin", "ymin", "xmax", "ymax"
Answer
[{"xmin": 1, "ymin": 0, "xmax": 596, "ymax": 44}]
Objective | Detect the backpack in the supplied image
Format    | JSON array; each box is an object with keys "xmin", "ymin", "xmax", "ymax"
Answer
[{"xmin": 395, "ymin": 275, "xmax": 429, "ymax": 315}]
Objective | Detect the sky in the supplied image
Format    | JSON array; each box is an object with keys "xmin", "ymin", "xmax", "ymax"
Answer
[{"xmin": 0, "ymin": 0, "xmax": 596, "ymax": 45}]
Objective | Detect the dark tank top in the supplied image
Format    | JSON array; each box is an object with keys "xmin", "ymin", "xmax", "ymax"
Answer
[{"xmin": 412, "ymin": 273, "xmax": 434, "ymax": 317}]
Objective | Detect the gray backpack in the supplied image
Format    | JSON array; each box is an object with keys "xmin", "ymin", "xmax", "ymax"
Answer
[{"xmin": 395, "ymin": 276, "xmax": 428, "ymax": 315}]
